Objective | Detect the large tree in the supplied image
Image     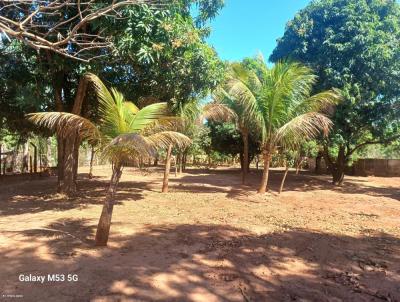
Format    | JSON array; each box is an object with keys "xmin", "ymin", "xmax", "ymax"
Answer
[
  {"xmin": 0, "ymin": 0, "xmax": 224, "ymax": 195},
  {"xmin": 270, "ymin": 0, "xmax": 400, "ymax": 185}
]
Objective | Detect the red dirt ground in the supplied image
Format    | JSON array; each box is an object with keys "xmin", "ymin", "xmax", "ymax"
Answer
[{"xmin": 0, "ymin": 166, "xmax": 399, "ymax": 301}]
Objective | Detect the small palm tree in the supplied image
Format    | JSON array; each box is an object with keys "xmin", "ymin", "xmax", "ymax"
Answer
[
  {"xmin": 28, "ymin": 74, "xmax": 190, "ymax": 246},
  {"xmin": 226, "ymin": 58, "xmax": 340, "ymax": 193},
  {"xmin": 210, "ymin": 62, "xmax": 259, "ymax": 184}
]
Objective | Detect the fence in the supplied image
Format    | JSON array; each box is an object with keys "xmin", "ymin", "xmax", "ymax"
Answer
[
  {"xmin": 352, "ymin": 159, "xmax": 400, "ymax": 177},
  {"xmin": 307, "ymin": 158, "xmax": 400, "ymax": 177}
]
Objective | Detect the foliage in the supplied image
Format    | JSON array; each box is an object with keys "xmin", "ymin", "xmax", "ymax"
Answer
[
  {"xmin": 27, "ymin": 75, "xmax": 191, "ymax": 165},
  {"xmin": 358, "ymin": 142, "xmax": 400, "ymax": 159},
  {"xmin": 270, "ymin": 0, "xmax": 400, "ymax": 164},
  {"xmin": 0, "ymin": 1, "xmax": 225, "ymax": 138},
  {"xmin": 102, "ymin": 3, "xmax": 225, "ymax": 106},
  {"xmin": 207, "ymin": 121, "xmax": 241, "ymax": 156},
  {"xmin": 225, "ymin": 58, "xmax": 338, "ymax": 151}
]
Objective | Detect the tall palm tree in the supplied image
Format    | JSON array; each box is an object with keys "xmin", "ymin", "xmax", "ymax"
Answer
[
  {"xmin": 28, "ymin": 74, "xmax": 190, "ymax": 246},
  {"xmin": 225, "ymin": 58, "xmax": 340, "ymax": 193}
]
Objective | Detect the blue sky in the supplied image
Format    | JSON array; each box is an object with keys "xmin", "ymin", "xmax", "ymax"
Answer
[{"xmin": 207, "ymin": 0, "xmax": 310, "ymax": 62}]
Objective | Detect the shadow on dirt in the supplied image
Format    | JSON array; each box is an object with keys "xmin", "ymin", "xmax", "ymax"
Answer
[{"xmin": 2, "ymin": 220, "xmax": 399, "ymax": 301}]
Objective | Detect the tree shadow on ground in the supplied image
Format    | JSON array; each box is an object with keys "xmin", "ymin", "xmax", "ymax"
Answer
[
  {"xmin": 1, "ymin": 221, "xmax": 399, "ymax": 301},
  {"xmin": 0, "ymin": 175, "xmax": 151, "ymax": 216},
  {"xmin": 170, "ymin": 169, "xmax": 400, "ymax": 202}
]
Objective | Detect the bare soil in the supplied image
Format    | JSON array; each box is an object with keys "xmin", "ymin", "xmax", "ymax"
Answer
[{"xmin": 0, "ymin": 166, "xmax": 399, "ymax": 302}]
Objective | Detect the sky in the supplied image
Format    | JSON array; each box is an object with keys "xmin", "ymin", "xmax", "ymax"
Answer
[{"xmin": 207, "ymin": 0, "xmax": 311, "ymax": 62}]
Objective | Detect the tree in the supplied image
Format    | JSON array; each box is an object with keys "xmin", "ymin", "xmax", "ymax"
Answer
[
  {"xmin": 0, "ymin": 0, "xmax": 157, "ymax": 62},
  {"xmin": 102, "ymin": 3, "xmax": 225, "ymax": 104},
  {"xmin": 212, "ymin": 62, "xmax": 262, "ymax": 184},
  {"xmin": 28, "ymin": 74, "xmax": 190, "ymax": 246},
  {"xmin": 226, "ymin": 58, "xmax": 339, "ymax": 193},
  {"xmin": 270, "ymin": 0, "xmax": 400, "ymax": 185},
  {"xmin": 0, "ymin": 0, "xmax": 224, "ymax": 195}
]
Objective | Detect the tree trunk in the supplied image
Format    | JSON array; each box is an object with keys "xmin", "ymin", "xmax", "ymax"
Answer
[
  {"xmin": 295, "ymin": 157, "xmax": 303, "ymax": 175},
  {"xmin": 30, "ymin": 142, "xmax": 38, "ymax": 173},
  {"xmin": 11, "ymin": 144, "xmax": 19, "ymax": 173},
  {"xmin": 95, "ymin": 162, "xmax": 123, "ymax": 246},
  {"xmin": 315, "ymin": 152, "xmax": 323, "ymax": 174},
  {"xmin": 173, "ymin": 155, "xmax": 177, "ymax": 177},
  {"xmin": 2, "ymin": 152, "xmax": 6, "ymax": 175},
  {"xmin": 61, "ymin": 138, "xmax": 77, "ymax": 195},
  {"xmin": 331, "ymin": 146, "xmax": 346, "ymax": 186},
  {"xmin": 279, "ymin": 163, "xmax": 290, "ymax": 194},
  {"xmin": 72, "ymin": 136, "xmax": 81, "ymax": 185},
  {"xmin": 178, "ymin": 152, "xmax": 183, "ymax": 174},
  {"xmin": 258, "ymin": 150, "xmax": 271, "ymax": 194},
  {"xmin": 0, "ymin": 144, "xmax": 2, "ymax": 176},
  {"xmin": 153, "ymin": 153, "xmax": 159, "ymax": 167},
  {"xmin": 256, "ymin": 154, "xmax": 259, "ymax": 170},
  {"xmin": 58, "ymin": 75, "xmax": 88, "ymax": 196},
  {"xmin": 46, "ymin": 138, "xmax": 51, "ymax": 168},
  {"xmin": 88, "ymin": 146, "xmax": 95, "ymax": 179},
  {"xmin": 332, "ymin": 165, "xmax": 345, "ymax": 186},
  {"xmin": 22, "ymin": 141, "xmax": 29, "ymax": 173},
  {"xmin": 57, "ymin": 137, "xmax": 65, "ymax": 192},
  {"xmin": 162, "ymin": 145, "xmax": 173, "ymax": 193},
  {"xmin": 242, "ymin": 130, "xmax": 249, "ymax": 185},
  {"xmin": 182, "ymin": 151, "xmax": 188, "ymax": 172}
]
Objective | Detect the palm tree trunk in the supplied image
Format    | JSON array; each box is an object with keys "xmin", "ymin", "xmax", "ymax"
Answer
[
  {"xmin": 258, "ymin": 150, "xmax": 271, "ymax": 194},
  {"xmin": 242, "ymin": 130, "xmax": 249, "ymax": 185},
  {"xmin": 95, "ymin": 162, "xmax": 123, "ymax": 246},
  {"xmin": 88, "ymin": 146, "xmax": 95, "ymax": 179},
  {"xmin": 295, "ymin": 157, "xmax": 303, "ymax": 175},
  {"xmin": 57, "ymin": 136, "xmax": 65, "ymax": 192},
  {"xmin": 61, "ymin": 134, "xmax": 78, "ymax": 195},
  {"xmin": 30, "ymin": 142, "xmax": 38, "ymax": 173},
  {"xmin": 182, "ymin": 151, "xmax": 187, "ymax": 172},
  {"xmin": 279, "ymin": 162, "xmax": 290, "ymax": 194},
  {"xmin": 178, "ymin": 152, "xmax": 183, "ymax": 174},
  {"xmin": 173, "ymin": 155, "xmax": 177, "ymax": 177},
  {"xmin": 22, "ymin": 141, "xmax": 29, "ymax": 173},
  {"xmin": 162, "ymin": 144, "xmax": 173, "ymax": 193}
]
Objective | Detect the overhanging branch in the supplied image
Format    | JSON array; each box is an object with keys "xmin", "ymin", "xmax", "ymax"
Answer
[{"xmin": 0, "ymin": 0, "xmax": 166, "ymax": 62}]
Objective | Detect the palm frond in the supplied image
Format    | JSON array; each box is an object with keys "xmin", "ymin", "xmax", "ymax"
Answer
[
  {"xmin": 124, "ymin": 101, "xmax": 140, "ymax": 114},
  {"xmin": 297, "ymin": 89, "xmax": 342, "ymax": 115},
  {"xmin": 105, "ymin": 133, "xmax": 156, "ymax": 158},
  {"xmin": 128, "ymin": 102, "xmax": 170, "ymax": 132},
  {"xmin": 274, "ymin": 112, "xmax": 332, "ymax": 149},
  {"xmin": 27, "ymin": 112, "xmax": 101, "ymax": 144},
  {"xmin": 145, "ymin": 131, "xmax": 191, "ymax": 150},
  {"xmin": 202, "ymin": 101, "xmax": 237, "ymax": 122}
]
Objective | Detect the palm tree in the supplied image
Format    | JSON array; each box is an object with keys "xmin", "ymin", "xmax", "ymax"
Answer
[
  {"xmin": 161, "ymin": 99, "xmax": 205, "ymax": 192},
  {"xmin": 225, "ymin": 58, "xmax": 340, "ymax": 193},
  {"xmin": 210, "ymin": 62, "xmax": 259, "ymax": 185},
  {"xmin": 28, "ymin": 74, "xmax": 190, "ymax": 246}
]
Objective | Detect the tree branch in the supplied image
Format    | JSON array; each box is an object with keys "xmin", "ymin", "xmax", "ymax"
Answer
[
  {"xmin": 347, "ymin": 135, "xmax": 400, "ymax": 158},
  {"xmin": 0, "ymin": 0, "xmax": 165, "ymax": 62}
]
